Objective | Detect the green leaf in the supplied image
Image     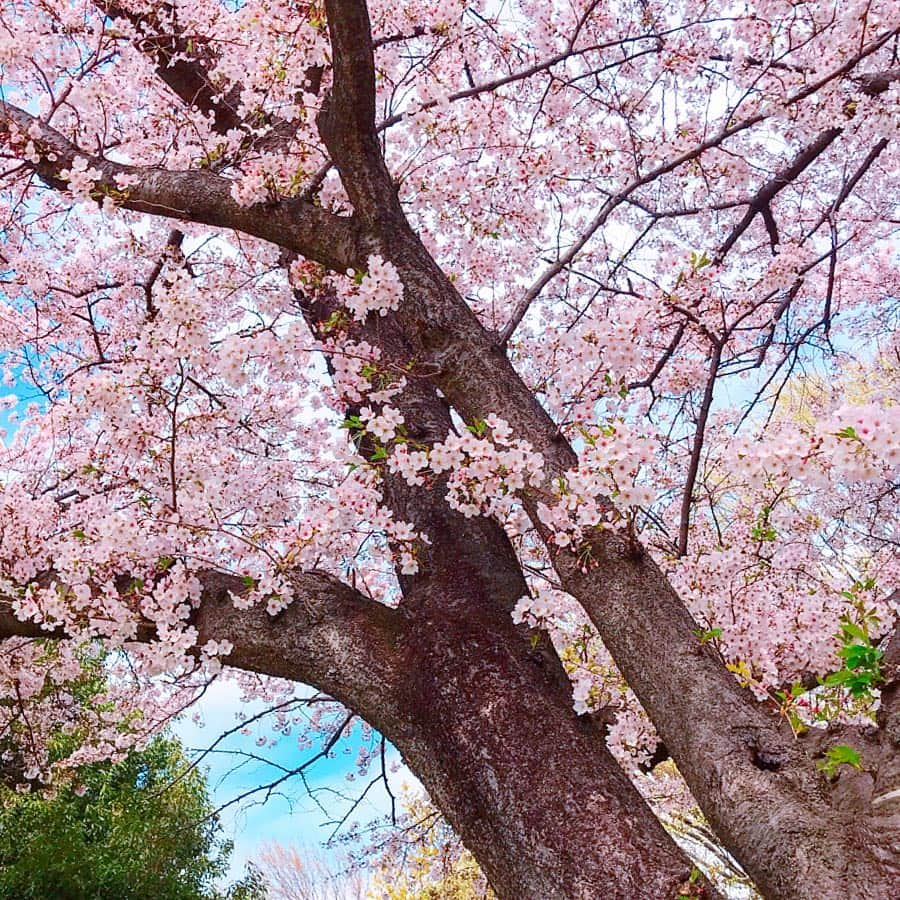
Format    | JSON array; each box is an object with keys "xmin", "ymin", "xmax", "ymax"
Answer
[
  {"xmin": 817, "ymin": 744, "xmax": 862, "ymax": 777},
  {"xmin": 689, "ymin": 250, "xmax": 711, "ymax": 271},
  {"xmin": 839, "ymin": 644, "xmax": 881, "ymax": 669},
  {"xmin": 321, "ymin": 309, "xmax": 347, "ymax": 333},
  {"xmin": 825, "ymin": 668, "xmax": 878, "ymax": 696},
  {"xmin": 839, "ymin": 620, "xmax": 867, "ymax": 642},
  {"xmin": 693, "ymin": 627, "xmax": 722, "ymax": 644}
]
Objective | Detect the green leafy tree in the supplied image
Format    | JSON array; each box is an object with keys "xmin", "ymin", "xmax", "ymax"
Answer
[
  {"xmin": 224, "ymin": 864, "xmax": 269, "ymax": 900},
  {"xmin": 0, "ymin": 735, "xmax": 234, "ymax": 900}
]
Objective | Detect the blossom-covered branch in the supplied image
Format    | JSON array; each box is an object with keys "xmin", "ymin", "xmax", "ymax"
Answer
[
  {"xmin": 0, "ymin": 568, "xmax": 407, "ymax": 716},
  {"xmin": 0, "ymin": 101, "xmax": 362, "ymax": 272}
]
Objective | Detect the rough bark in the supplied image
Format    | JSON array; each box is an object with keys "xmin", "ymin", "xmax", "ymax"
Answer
[
  {"xmin": 313, "ymin": 2, "xmax": 900, "ymax": 894},
  {"xmin": 388, "ymin": 587, "xmax": 702, "ymax": 900}
]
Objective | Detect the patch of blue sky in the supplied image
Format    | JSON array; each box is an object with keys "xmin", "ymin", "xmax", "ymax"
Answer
[
  {"xmin": 0, "ymin": 353, "xmax": 52, "ymax": 440},
  {"xmin": 173, "ymin": 679, "xmax": 409, "ymax": 883}
]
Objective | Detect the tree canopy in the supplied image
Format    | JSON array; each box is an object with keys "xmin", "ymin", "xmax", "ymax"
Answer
[
  {"xmin": 0, "ymin": 0, "xmax": 897, "ymax": 897},
  {"xmin": 0, "ymin": 735, "xmax": 232, "ymax": 899}
]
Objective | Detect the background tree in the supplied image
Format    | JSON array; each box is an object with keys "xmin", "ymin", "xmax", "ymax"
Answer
[
  {"xmin": 224, "ymin": 864, "xmax": 270, "ymax": 900},
  {"xmin": 0, "ymin": 734, "xmax": 233, "ymax": 900},
  {"xmin": 256, "ymin": 842, "xmax": 366, "ymax": 900},
  {"xmin": 0, "ymin": 0, "xmax": 897, "ymax": 897},
  {"xmin": 367, "ymin": 791, "xmax": 494, "ymax": 900}
]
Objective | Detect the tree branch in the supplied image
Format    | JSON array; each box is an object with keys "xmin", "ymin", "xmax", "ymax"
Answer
[
  {"xmin": 0, "ymin": 101, "xmax": 363, "ymax": 273},
  {"xmin": 317, "ymin": 0, "xmax": 401, "ymax": 224},
  {"xmin": 0, "ymin": 568, "xmax": 409, "ymax": 735},
  {"xmin": 677, "ymin": 340, "xmax": 723, "ymax": 556},
  {"xmin": 97, "ymin": 1, "xmax": 245, "ymax": 136},
  {"xmin": 97, "ymin": 1, "xmax": 312, "ymax": 150},
  {"xmin": 714, "ymin": 127, "xmax": 842, "ymax": 262},
  {"xmin": 309, "ymin": 10, "xmax": 800, "ymax": 848}
]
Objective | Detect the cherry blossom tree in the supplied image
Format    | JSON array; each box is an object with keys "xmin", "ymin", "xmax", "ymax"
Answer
[{"xmin": 0, "ymin": 0, "xmax": 898, "ymax": 897}]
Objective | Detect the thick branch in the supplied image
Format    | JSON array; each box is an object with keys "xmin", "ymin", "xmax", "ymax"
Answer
[
  {"xmin": 0, "ymin": 568, "xmax": 409, "ymax": 738},
  {"xmin": 317, "ymin": 0, "xmax": 404, "ymax": 224},
  {"xmin": 98, "ymin": 1, "xmax": 322, "ymax": 155},
  {"xmin": 0, "ymin": 102, "xmax": 362, "ymax": 272},
  {"xmin": 290, "ymin": 283, "xmax": 709, "ymax": 898},
  {"xmin": 714, "ymin": 128, "xmax": 842, "ymax": 262},
  {"xmin": 98, "ymin": 1, "xmax": 245, "ymax": 136},
  {"xmin": 311, "ymin": 14, "xmax": 804, "ymax": 873}
]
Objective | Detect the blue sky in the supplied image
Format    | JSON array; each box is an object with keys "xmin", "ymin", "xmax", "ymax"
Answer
[{"xmin": 173, "ymin": 680, "xmax": 408, "ymax": 883}]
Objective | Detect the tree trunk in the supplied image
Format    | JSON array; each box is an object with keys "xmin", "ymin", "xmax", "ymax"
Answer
[
  {"xmin": 388, "ymin": 605, "xmax": 701, "ymax": 899},
  {"xmin": 292, "ymin": 286, "xmax": 709, "ymax": 896}
]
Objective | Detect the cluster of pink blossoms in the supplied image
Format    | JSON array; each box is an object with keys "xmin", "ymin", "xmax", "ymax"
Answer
[
  {"xmin": 58, "ymin": 156, "xmax": 103, "ymax": 203},
  {"xmin": 339, "ymin": 255, "xmax": 405, "ymax": 321},
  {"xmin": 383, "ymin": 414, "xmax": 545, "ymax": 521},
  {"xmin": 537, "ymin": 422, "xmax": 658, "ymax": 547}
]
